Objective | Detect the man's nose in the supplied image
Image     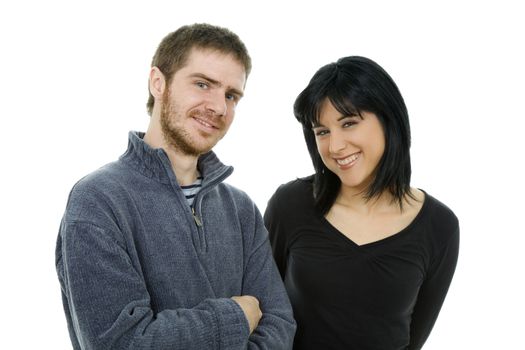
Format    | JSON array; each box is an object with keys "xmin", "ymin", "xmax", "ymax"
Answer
[{"xmin": 205, "ymin": 91, "xmax": 227, "ymax": 117}]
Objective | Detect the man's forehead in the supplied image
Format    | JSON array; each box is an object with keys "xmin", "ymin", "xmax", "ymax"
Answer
[
  {"xmin": 186, "ymin": 48, "xmax": 245, "ymax": 71},
  {"xmin": 181, "ymin": 48, "xmax": 246, "ymax": 90}
]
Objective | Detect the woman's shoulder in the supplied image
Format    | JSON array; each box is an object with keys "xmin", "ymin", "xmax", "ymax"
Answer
[
  {"xmin": 418, "ymin": 190, "xmax": 460, "ymax": 247},
  {"xmin": 267, "ymin": 175, "xmax": 315, "ymax": 211},
  {"xmin": 273, "ymin": 176, "xmax": 313, "ymax": 200},
  {"xmin": 422, "ymin": 192, "xmax": 458, "ymax": 225}
]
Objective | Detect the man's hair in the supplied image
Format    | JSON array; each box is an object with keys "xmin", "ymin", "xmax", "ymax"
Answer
[
  {"xmin": 147, "ymin": 23, "xmax": 251, "ymax": 116},
  {"xmin": 294, "ymin": 56, "xmax": 413, "ymax": 215}
]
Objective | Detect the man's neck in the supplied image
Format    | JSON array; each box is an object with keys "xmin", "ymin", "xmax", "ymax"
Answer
[
  {"xmin": 166, "ymin": 149, "xmax": 200, "ymax": 186},
  {"xmin": 143, "ymin": 128, "xmax": 200, "ymax": 186}
]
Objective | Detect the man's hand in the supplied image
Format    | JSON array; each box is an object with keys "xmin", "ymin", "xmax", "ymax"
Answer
[{"xmin": 231, "ymin": 295, "xmax": 263, "ymax": 334}]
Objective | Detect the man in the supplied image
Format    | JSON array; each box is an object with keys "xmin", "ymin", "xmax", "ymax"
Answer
[{"xmin": 55, "ymin": 23, "xmax": 295, "ymax": 349}]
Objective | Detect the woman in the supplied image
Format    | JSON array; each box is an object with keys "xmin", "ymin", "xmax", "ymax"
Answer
[{"xmin": 264, "ymin": 56, "xmax": 459, "ymax": 349}]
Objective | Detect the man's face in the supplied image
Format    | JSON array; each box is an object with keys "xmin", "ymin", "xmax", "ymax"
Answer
[{"xmin": 160, "ymin": 48, "xmax": 246, "ymax": 156}]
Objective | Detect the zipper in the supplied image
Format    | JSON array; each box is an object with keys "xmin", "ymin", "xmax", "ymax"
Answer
[
  {"xmin": 192, "ymin": 204, "xmax": 206, "ymax": 251},
  {"xmin": 187, "ymin": 165, "xmax": 233, "ymax": 251},
  {"xmin": 192, "ymin": 206, "xmax": 203, "ymax": 227}
]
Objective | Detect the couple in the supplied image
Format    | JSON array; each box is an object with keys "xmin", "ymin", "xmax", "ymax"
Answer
[{"xmin": 55, "ymin": 23, "xmax": 459, "ymax": 350}]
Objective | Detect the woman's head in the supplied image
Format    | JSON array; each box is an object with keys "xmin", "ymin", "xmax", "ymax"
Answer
[{"xmin": 294, "ymin": 56, "xmax": 412, "ymax": 214}]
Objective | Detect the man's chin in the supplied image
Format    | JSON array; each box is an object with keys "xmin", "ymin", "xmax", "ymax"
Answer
[
  {"xmin": 177, "ymin": 141, "xmax": 215, "ymax": 157},
  {"xmin": 191, "ymin": 136, "xmax": 220, "ymax": 155}
]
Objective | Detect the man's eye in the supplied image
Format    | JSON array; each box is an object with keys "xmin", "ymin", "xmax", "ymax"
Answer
[
  {"xmin": 196, "ymin": 82, "xmax": 208, "ymax": 89},
  {"xmin": 226, "ymin": 94, "xmax": 236, "ymax": 101}
]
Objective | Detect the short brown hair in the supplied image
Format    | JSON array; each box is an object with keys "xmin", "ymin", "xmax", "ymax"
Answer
[{"xmin": 146, "ymin": 23, "xmax": 252, "ymax": 115}]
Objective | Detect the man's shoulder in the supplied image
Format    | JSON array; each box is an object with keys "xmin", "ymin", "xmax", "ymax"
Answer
[
  {"xmin": 59, "ymin": 161, "xmax": 134, "ymax": 238},
  {"xmin": 217, "ymin": 182, "xmax": 257, "ymax": 210},
  {"xmin": 64, "ymin": 160, "xmax": 135, "ymax": 217},
  {"xmin": 71, "ymin": 161, "xmax": 127, "ymax": 196}
]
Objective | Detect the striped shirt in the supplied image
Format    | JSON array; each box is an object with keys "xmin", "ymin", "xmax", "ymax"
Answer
[{"xmin": 181, "ymin": 176, "xmax": 203, "ymax": 206}]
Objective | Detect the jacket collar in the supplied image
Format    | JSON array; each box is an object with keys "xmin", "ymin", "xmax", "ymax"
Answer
[{"xmin": 119, "ymin": 131, "xmax": 233, "ymax": 186}]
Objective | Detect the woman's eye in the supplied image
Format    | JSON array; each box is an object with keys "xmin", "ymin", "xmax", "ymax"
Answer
[
  {"xmin": 342, "ymin": 121, "xmax": 357, "ymax": 128},
  {"xmin": 315, "ymin": 130, "xmax": 329, "ymax": 137}
]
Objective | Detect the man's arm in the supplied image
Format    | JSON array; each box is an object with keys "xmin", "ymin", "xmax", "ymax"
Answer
[
  {"xmin": 56, "ymin": 219, "xmax": 251, "ymax": 350},
  {"xmin": 237, "ymin": 200, "xmax": 296, "ymax": 349}
]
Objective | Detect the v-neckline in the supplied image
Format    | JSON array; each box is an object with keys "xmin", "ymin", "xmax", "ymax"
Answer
[{"xmin": 319, "ymin": 190, "xmax": 428, "ymax": 248}]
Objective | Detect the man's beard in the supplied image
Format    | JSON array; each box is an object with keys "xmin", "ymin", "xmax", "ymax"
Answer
[{"xmin": 160, "ymin": 90, "xmax": 213, "ymax": 157}]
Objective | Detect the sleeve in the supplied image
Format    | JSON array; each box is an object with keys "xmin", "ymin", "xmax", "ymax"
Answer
[
  {"xmin": 240, "ymin": 201, "xmax": 296, "ymax": 349},
  {"xmin": 263, "ymin": 187, "xmax": 288, "ymax": 279},
  {"xmin": 56, "ymin": 219, "xmax": 250, "ymax": 350},
  {"xmin": 408, "ymin": 225, "xmax": 460, "ymax": 349}
]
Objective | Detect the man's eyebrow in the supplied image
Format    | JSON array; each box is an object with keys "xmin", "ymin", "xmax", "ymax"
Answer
[
  {"xmin": 189, "ymin": 73, "xmax": 244, "ymax": 98},
  {"xmin": 190, "ymin": 73, "xmax": 220, "ymax": 86}
]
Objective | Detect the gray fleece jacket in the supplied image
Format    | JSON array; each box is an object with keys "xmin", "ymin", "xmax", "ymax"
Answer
[{"xmin": 55, "ymin": 131, "xmax": 295, "ymax": 349}]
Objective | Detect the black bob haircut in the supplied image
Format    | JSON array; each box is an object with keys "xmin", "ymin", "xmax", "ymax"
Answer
[{"xmin": 293, "ymin": 56, "xmax": 414, "ymax": 215}]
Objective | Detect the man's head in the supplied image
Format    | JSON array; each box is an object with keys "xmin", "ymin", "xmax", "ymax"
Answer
[
  {"xmin": 147, "ymin": 23, "xmax": 251, "ymax": 116},
  {"xmin": 147, "ymin": 24, "xmax": 251, "ymax": 157}
]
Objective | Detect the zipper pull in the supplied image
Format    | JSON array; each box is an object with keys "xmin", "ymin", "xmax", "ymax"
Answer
[{"xmin": 192, "ymin": 207, "xmax": 203, "ymax": 227}]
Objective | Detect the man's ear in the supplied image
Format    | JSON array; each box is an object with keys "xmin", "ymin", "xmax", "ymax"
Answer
[{"xmin": 149, "ymin": 67, "xmax": 166, "ymax": 99}]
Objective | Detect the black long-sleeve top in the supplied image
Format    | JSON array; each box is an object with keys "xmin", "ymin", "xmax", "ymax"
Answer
[{"xmin": 264, "ymin": 177, "xmax": 459, "ymax": 350}]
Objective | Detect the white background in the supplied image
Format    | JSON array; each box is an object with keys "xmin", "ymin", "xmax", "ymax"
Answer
[{"xmin": 1, "ymin": 0, "xmax": 524, "ymax": 348}]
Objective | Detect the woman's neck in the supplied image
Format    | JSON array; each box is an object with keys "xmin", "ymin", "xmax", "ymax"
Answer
[{"xmin": 335, "ymin": 190, "xmax": 391, "ymax": 215}]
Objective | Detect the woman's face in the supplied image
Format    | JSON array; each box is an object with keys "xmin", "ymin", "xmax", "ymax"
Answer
[{"xmin": 313, "ymin": 99, "xmax": 385, "ymax": 192}]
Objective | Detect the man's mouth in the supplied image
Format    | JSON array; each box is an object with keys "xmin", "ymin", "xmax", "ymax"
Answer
[{"xmin": 193, "ymin": 116, "xmax": 218, "ymax": 129}]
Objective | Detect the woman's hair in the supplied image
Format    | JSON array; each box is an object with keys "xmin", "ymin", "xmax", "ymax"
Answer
[{"xmin": 294, "ymin": 56, "xmax": 413, "ymax": 215}]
